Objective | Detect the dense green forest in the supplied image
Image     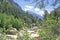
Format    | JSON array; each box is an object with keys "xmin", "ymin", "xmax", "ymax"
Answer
[
  {"xmin": 0, "ymin": 0, "xmax": 38, "ymax": 30},
  {"xmin": 0, "ymin": 0, "xmax": 60, "ymax": 40}
]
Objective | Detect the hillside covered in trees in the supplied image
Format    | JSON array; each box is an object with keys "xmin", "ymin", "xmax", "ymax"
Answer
[
  {"xmin": 0, "ymin": 0, "xmax": 39, "ymax": 30},
  {"xmin": 0, "ymin": 0, "xmax": 60, "ymax": 40}
]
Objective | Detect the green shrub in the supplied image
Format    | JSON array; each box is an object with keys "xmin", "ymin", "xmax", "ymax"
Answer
[{"xmin": 0, "ymin": 13, "xmax": 23, "ymax": 33}]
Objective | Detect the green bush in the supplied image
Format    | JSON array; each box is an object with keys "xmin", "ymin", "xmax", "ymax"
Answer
[{"xmin": 0, "ymin": 13, "xmax": 23, "ymax": 33}]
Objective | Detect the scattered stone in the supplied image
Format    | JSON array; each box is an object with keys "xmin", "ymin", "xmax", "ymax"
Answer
[
  {"xmin": 27, "ymin": 30, "xmax": 35, "ymax": 34},
  {"xmin": 35, "ymin": 37, "xmax": 43, "ymax": 40},
  {"xmin": 30, "ymin": 33, "xmax": 39, "ymax": 38},
  {"xmin": 6, "ymin": 35, "xmax": 17, "ymax": 40}
]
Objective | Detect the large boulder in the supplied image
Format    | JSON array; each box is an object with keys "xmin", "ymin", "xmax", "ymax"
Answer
[{"xmin": 9, "ymin": 28, "xmax": 18, "ymax": 35}]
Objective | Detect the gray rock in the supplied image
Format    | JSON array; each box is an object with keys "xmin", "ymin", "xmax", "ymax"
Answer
[{"xmin": 10, "ymin": 28, "xmax": 17, "ymax": 35}]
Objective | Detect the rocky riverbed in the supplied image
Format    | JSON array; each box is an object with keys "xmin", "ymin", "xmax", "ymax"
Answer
[{"xmin": 1, "ymin": 27, "xmax": 42, "ymax": 40}]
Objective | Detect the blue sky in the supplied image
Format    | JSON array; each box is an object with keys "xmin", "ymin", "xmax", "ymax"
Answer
[{"xmin": 13, "ymin": 0, "xmax": 60, "ymax": 16}]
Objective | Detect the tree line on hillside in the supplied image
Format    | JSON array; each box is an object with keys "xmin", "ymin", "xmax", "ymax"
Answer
[{"xmin": 0, "ymin": 0, "xmax": 40, "ymax": 29}]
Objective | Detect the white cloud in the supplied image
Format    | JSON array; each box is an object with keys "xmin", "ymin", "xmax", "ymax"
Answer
[
  {"xmin": 34, "ymin": 8, "xmax": 44, "ymax": 16},
  {"xmin": 34, "ymin": 8, "xmax": 40, "ymax": 12},
  {"xmin": 25, "ymin": 6, "xmax": 33, "ymax": 9},
  {"xmin": 35, "ymin": 11, "xmax": 44, "ymax": 16},
  {"xmin": 39, "ymin": 11, "xmax": 44, "ymax": 16},
  {"xmin": 24, "ymin": 5, "xmax": 34, "ymax": 11},
  {"xmin": 24, "ymin": 6, "xmax": 45, "ymax": 16}
]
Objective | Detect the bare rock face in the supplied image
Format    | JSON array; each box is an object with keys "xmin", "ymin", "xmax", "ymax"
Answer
[{"xmin": 10, "ymin": 28, "xmax": 17, "ymax": 35}]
